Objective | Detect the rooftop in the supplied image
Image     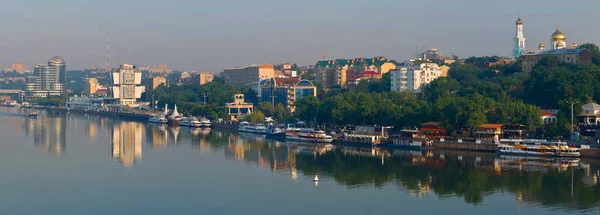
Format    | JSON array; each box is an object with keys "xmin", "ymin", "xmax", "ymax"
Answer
[
  {"xmin": 477, "ymin": 124, "xmax": 504, "ymax": 129},
  {"xmin": 521, "ymin": 48, "xmax": 588, "ymax": 56}
]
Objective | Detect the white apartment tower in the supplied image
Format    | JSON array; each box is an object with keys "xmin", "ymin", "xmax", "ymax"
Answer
[{"xmin": 391, "ymin": 60, "xmax": 442, "ymax": 94}]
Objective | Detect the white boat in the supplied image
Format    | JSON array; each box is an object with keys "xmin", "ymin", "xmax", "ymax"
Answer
[
  {"xmin": 28, "ymin": 112, "xmax": 38, "ymax": 118},
  {"xmin": 199, "ymin": 117, "xmax": 211, "ymax": 128},
  {"xmin": 238, "ymin": 121, "xmax": 267, "ymax": 134},
  {"xmin": 286, "ymin": 128, "xmax": 333, "ymax": 143},
  {"xmin": 180, "ymin": 116, "xmax": 201, "ymax": 127},
  {"xmin": 497, "ymin": 139, "xmax": 581, "ymax": 157},
  {"xmin": 149, "ymin": 104, "xmax": 168, "ymax": 124}
]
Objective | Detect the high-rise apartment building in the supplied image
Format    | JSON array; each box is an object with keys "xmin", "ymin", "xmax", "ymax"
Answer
[
  {"xmin": 151, "ymin": 76, "xmax": 167, "ymax": 90},
  {"xmin": 11, "ymin": 62, "xmax": 26, "ymax": 74},
  {"xmin": 21, "ymin": 56, "xmax": 66, "ymax": 100},
  {"xmin": 84, "ymin": 78, "xmax": 100, "ymax": 95},
  {"xmin": 390, "ymin": 60, "xmax": 442, "ymax": 94},
  {"xmin": 199, "ymin": 72, "xmax": 214, "ymax": 85},
  {"xmin": 111, "ymin": 64, "xmax": 145, "ymax": 105}
]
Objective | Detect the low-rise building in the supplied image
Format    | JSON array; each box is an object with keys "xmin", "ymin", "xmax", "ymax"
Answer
[
  {"xmin": 519, "ymin": 48, "xmax": 592, "ymax": 73},
  {"xmin": 420, "ymin": 121, "xmax": 447, "ymax": 138},
  {"xmin": 390, "ymin": 60, "xmax": 442, "ymax": 94},
  {"xmin": 222, "ymin": 64, "xmax": 275, "ymax": 86},
  {"xmin": 501, "ymin": 124, "xmax": 527, "ymax": 139},
  {"xmin": 226, "ymin": 94, "xmax": 253, "ymax": 121},
  {"xmin": 260, "ymin": 77, "xmax": 316, "ymax": 112},
  {"xmin": 475, "ymin": 124, "xmax": 503, "ymax": 142},
  {"xmin": 579, "ymin": 102, "xmax": 600, "ymax": 126},
  {"xmin": 541, "ymin": 109, "xmax": 558, "ymax": 125}
]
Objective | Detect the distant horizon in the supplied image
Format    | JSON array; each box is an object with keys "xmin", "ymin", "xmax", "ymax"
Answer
[{"xmin": 1, "ymin": 0, "xmax": 598, "ymax": 72}]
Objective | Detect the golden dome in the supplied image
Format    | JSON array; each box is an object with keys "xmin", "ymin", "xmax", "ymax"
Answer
[
  {"xmin": 572, "ymin": 43, "xmax": 578, "ymax": 48},
  {"xmin": 516, "ymin": 17, "xmax": 523, "ymax": 25},
  {"xmin": 538, "ymin": 43, "xmax": 545, "ymax": 48},
  {"xmin": 551, "ymin": 27, "xmax": 566, "ymax": 40},
  {"xmin": 557, "ymin": 42, "xmax": 564, "ymax": 48}
]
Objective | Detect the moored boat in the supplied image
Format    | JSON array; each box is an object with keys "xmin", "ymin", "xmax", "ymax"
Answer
[
  {"xmin": 286, "ymin": 128, "xmax": 333, "ymax": 143},
  {"xmin": 149, "ymin": 104, "xmax": 168, "ymax": 124},
  {"xmin": 28, "ymin": 112, "xmax": 38, "ymax": 118},
  {"xmin": 238, "ymin": 121, "xmax": 267, "ymax": 134},
  {"xmin": 266, "ymin": 126, "xmax": 286, "ymax": 140},
  {"xmin": 180, "ymin": 116, "xmax": 201, "ymax": 127},
  {"xmin": 387, "ymin": 129, "xmax": 433, "ymax": 150},
  {"xmin": 199, "ymin": 117, "xmax": 211, "ymax": 128},
  {"xmin": 497, "ymin": 139, "xmax": 581, "ymax": 157}
]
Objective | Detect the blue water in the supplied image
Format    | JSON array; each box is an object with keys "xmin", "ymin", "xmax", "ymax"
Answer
[{"xmin": 0, "ymin": 107, "xmax": 598, "ymax": 215}]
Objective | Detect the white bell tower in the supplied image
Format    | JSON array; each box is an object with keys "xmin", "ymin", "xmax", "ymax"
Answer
[{"xmin": 512, "ymin": 16, "xmax": 526, "ymax": 59}]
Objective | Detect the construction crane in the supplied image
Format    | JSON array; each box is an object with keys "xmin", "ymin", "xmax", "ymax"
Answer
[{"xmin": 413, "ymin": 41, "xmax": 431, "ymax": 59}]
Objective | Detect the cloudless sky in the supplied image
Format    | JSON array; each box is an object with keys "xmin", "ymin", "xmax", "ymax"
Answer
[{"xmin": 1, "ymin": 0, "xmax": 599, "ymax": 72}]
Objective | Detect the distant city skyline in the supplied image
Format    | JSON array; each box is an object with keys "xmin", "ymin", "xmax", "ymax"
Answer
[{"xmin": 1, "ymin": 0, "xmax": 599, "ymax": 72}]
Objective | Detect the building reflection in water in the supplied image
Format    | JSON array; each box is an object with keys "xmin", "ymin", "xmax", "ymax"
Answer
[
  {"xmin": 111, "ymin": 121, "xmax": 142, "ymax": 167},
  {"xmin": 147, "ymin": 124, "xmax": 168, "ymax": 149},
  {"xmin": 22, "ymin": 114, "xmax": 67, "ymax": 156}
]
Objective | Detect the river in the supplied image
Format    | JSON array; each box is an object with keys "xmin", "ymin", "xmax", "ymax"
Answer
[{"xmin": 0, "ymin": 107, "xmax": 599, "ymax": 214}]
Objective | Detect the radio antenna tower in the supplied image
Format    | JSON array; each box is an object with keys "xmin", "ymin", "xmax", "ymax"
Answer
[{"xmin": 105, "ymin": 30, "xmax": 111, "ymax": 72}]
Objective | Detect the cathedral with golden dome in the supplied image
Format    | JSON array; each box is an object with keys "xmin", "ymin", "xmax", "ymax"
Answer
[
  {"xmin": 515, "ymin": 16, "xmax": 593, "ymax": 73},
  {"xmin": 513, "ymin": 16, "xmax": 580, "ymax": 59}
]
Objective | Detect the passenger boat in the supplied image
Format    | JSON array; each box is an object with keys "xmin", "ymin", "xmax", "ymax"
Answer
[
  {"xmin": 342, "ymin": 125, "xmax": 391, "ymax": 147},
  {"xmin": 387, "ymin": 129, "xmax": 433, "ymax": 150},
  {"xmin": 286, "ymin": 128, "xmax": 333, "ymax": 143},
  {"xmin": 497, "ymin": 139, "xmax": 581, "ymax": 157},
  {"xmin": 179, "ymin": 116, "xmax": 201, "ymax": 127},
  {"xmin": 199, "ymin": 117, "xmax": 211, "ymax": 128},
  {"xmin": 21, "ymin": 102, "xmax": 34, "ymax": 109},
  {"xmin": 238, "ymin": 121, "xmax": 267, "ymax": 134}
]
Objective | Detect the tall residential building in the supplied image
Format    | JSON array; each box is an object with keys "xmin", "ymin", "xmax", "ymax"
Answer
[
  {"xmin": 390, "ymin": 60, "xmax": 442, "ymax": 94},
  {"xmin": 21, "ymin": 56, "xmax": 66, "ymax": 100},
  {"xmin": 84, "ymin": 78, "xmax": 100, "ymax": 95},
  {"xmin": 111, "ymin": 64, "xmax": 145, "ymax": 105},
  {"xmin": 222, "ymin": 64, "xmax": 275, "ymax": 87},
  {"xmin": 199, "ymin": 72, "xmax": 214, "ymax": 85},
  {"xmin": 512, "ymin": 16, "xmax": 526, "ymax": 59},
  {"xmin": 260, "ymin": 77, "xmax": 317, "ymax": 112},
  {"xmin": 11, "ymin": 62, "xmax": 26, "ymax": 74},
  {"xmin": 151, "ymin": 76, "xmax": 167, "ymax": 90}
]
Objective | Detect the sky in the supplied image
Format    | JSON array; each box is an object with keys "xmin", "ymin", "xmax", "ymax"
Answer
[{"xmin": 1, "ymin": 0, "xmax": 599, "ymax": 72}]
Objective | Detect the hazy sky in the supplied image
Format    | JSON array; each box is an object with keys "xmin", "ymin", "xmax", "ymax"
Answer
[{"xmin": 1, "ymin": 0, "xmax": 599, "ymax": 72}]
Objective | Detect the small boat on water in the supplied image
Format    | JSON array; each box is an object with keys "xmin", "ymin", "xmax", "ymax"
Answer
[
  {"xmin": 180, "ymin": 116, "xmax": 202, "ymax": 127},
  {"xmin": 28, "ymin": 112, "xmax": 38, "ymax": 118},
  {"xmin": 497, "ymin": 139, "xmax": 581, "ymax": 157},
  {"xmin": 266, "ymin": 126, "xmax": 286, "ymax": 140},
  {"xmin": 149, "ymin": 104, "xmax": 168, "ymax": 124},
  {"xmin": 313, "ymin": 175, "xmax": 319, "ymax": 181},
  {"xmin": 199, "ymin": 117, "xmax": 211, "ymax": 128}
]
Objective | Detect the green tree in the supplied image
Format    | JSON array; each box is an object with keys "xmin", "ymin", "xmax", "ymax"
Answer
[
  {"xmin": 258, "ymin": 102, "xmax": 275, "ymax": 117},
  {"xmin": 294, "ymin": 96, "xmax": 320, "ymax": 122}
]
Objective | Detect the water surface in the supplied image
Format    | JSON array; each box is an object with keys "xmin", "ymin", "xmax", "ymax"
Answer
[{"xmin": 0, "ymin": 107, "xmax": 599, "ymax": 215}]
